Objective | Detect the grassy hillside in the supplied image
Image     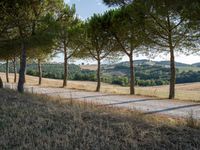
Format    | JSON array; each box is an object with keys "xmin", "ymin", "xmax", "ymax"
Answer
[
  {"xmin": 0, "ymin": 62, "xmax": 81, "ymax": 80},
  {"xmin": 115, "ymin": 59, "xmax": 191, "ymax": 67},
  {"xmin": 104, "ymin": 59, "xmax": 200, "ymax": 73},
  {"xmin": 0, "ymin": 89, "xmax": 200, "ymax": 149},
  {"xmin": 1, "ymin": 59, "xmax": 200, "ymax": 86}
]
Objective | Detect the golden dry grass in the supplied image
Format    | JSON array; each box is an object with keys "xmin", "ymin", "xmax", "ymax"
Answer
[
  {"xmin": 1, "ymin": 72, "xmax": 200, "ymax": 101},
  {"xmin": 80, "ymin": 64, "xmax": 97, "ymax": 70},
  {"xmin": 0, "ymin": 88, "xmax": 200, "ymax": 149}
]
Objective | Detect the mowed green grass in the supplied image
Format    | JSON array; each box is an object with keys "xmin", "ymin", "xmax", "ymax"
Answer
[{"xmin": 0, "ymin": 89, "xmax": 200, "ymax": 149}]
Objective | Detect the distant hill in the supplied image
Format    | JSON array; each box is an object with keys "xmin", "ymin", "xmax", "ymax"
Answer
[
  {"xmin": 192, "ymin": 63, "xmax": 200, "ymax": 67},
  {"xmin": 156, "ymin": 61, "xmax": 191, "ymax": 67},
  {"xmin": 113, "ymin": 59, "xmax": 191, "ymax": 68}
]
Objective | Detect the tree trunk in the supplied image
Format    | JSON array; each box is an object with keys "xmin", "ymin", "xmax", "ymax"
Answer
[
  {"xmin": 13, "ymin": 57, "xmax": 17, "ymax": 83},
  {"xmin": 38, "ymin": 59, "xmax": 42, "ymax": 85},
  {"xmin": 129, "ymin": 54, "xmax": 135, "ymax": 95},
  {"xmin": 169, "ymin": 47, "xmax": 175, "ymax": 99},
  {"xmin": 96, "ymin": 59, "xmax": 101, "ymax": 92},
  {"xmin": 63, "ymin": 45, "xmax": 68, "ymax": 87},
  {"xmin": 166, "ymin": 14, "xmax": 176, "ymax": 99},
  {"xmin": 6, "ymin": 59, "xmax": 9, "ymax": 83},
  {"xmin": 17, "ymin": 41, "xmax": 26, "ymax": 93},
  {"xmin": 24, "ymin": 64, "xmax": 27, "ymax": 83},
  {"xmin": 0, "ymin": 77, "xmax": 3, "ymax": 88}
]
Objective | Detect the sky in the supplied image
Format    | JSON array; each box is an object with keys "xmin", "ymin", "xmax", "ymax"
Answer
[
  {"xmin": 65, "ymin": 0, "xmax": 109, "ymax": 20},
  {"xmin": 53, "ymin": 0, "xmax": 200, "ymax": 65}
]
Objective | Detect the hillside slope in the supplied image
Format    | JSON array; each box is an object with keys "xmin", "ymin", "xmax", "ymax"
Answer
[{"xmin": 1, "ymin": 60, "xmax": 200, "ymax": 87}]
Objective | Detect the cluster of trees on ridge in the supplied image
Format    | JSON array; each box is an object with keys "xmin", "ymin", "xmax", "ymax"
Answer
[{"xmin": 0, "ymin": 0, "xmax": 199, "ymax": 99}]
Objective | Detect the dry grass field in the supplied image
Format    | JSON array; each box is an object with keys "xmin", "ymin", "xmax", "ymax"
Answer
[
  {"xmin": 0, "ymin": 88, "xmax": 200, "ymax": 149},
  {"xmin": 80, "ymin": 64, "xmax": 97, "ymax": 70},
  {"xmin": 1, "ymin": 72, "xmax": 200, "ymax": 101}
]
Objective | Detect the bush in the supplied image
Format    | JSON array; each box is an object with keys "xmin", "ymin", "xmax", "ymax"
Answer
[
  {"xmin": 111, "ymin": 76, "xmax": 129, "ymax": 86},
  {"xmin": 73, "ymin": 70, "xmax": 96, "ymax": 81}
]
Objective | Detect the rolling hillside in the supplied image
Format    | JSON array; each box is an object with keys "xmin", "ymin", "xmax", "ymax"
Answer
[
  {"xmin": 1, "ymin": 59, "xmax": 200, "ymax": 86},
  {"xmin": 104, "ymin": 59, "xmax": 196, "ymax": 69}
]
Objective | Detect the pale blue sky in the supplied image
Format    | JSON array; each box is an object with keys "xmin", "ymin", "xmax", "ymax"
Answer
[
  {"xmin": 53, "ymin": 0, "xmax": 200, "ymax": 64},
  {"xmin": 65, "ymin": 0, "xmax": 110, "ymax": 20}
]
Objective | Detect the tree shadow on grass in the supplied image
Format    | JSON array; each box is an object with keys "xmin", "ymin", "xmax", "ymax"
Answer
[
  {"xmin": 143, "ymin": 104, "xmax": 200, "ymax": 115},
  {"xmin": 100, "ymin": 99, "xmax": 154, "ymax": 106}
]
